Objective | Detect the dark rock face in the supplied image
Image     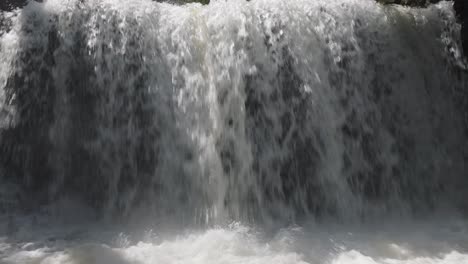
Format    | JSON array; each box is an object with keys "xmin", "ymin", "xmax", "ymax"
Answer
[
  {"xmin": 154, "ymin": 0, "xmax": 210, "ymax": 4},
  {"xmin": 0, "ymin": 0, "xmax": 28, "ymax": 12},
  {"xmin": 377, "ymin": 0, "xmax": 439, "ymax": 6},
  {"xmin": 454, "ymin": 0, "xmax": 468, "ymax": 56}
]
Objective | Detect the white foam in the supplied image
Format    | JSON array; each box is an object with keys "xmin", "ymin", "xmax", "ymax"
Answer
[
  {"xmin": 333, "ymin": 250, "xmax": 467, "ymax": 264},
  {"xmin": 2, "ymin": 220, "xmax": 468, "ymax": 264}
]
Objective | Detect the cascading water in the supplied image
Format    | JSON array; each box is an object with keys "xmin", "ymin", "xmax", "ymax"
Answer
[{"xmin": 1, "ymin": 0, "xmax": 468, "ymax": 263}]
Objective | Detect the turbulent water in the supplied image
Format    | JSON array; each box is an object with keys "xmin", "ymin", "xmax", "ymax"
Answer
[{"xmin": 1, "ymin": 0, "xmax": 468, "ymax": 263}]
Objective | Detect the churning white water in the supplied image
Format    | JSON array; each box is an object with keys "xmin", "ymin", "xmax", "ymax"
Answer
[
  {"xmin": 2, "ymin": 218, "xmax": 468, "ymax": 264},
  {"xmin": 1, "ymin": 0, "xmax": 468, "ymax": 263}
]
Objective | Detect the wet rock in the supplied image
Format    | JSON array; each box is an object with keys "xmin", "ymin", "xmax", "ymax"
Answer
[
  {"xmin": 377, "ymin": 0, "xmax": 438, "ymax": 6},
  {"xmin": 454, "ymin": 0, "xmax": 468, "ymax": 56},
  {"xmin": 1, "ymin": 0, "xmax": 28, "ymax": 12},
  {"xmin": 154, "ymin": 0, "xmax": 210, "ymax": 4}
]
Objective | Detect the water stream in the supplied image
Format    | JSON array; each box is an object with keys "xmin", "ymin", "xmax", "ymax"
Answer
[{"xmin": 1, "ymin": 0, "xmax": 468, "ymax": 263}]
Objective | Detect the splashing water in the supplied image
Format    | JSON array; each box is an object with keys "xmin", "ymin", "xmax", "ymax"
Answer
[
  {"xmin": 1, "ymin": 0, "xmax": 468, "ymax": 263},
  {"xmin": 2, "ymin": 219, "xmax": 468, "ymax": 264}
]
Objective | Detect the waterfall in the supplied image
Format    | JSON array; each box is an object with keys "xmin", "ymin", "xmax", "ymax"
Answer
[
  {"xmin": 3, "ymin": 1, "xmax": 468, "ymax": 264},
  {"xmin": 1, "ymin": 0, "xmax": 468, "ymax": 226}
]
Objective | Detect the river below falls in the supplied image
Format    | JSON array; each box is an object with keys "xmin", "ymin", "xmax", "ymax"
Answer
[{"xmin": 2, "ymin": 215, "xmax": 468, "ymax": 264}]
